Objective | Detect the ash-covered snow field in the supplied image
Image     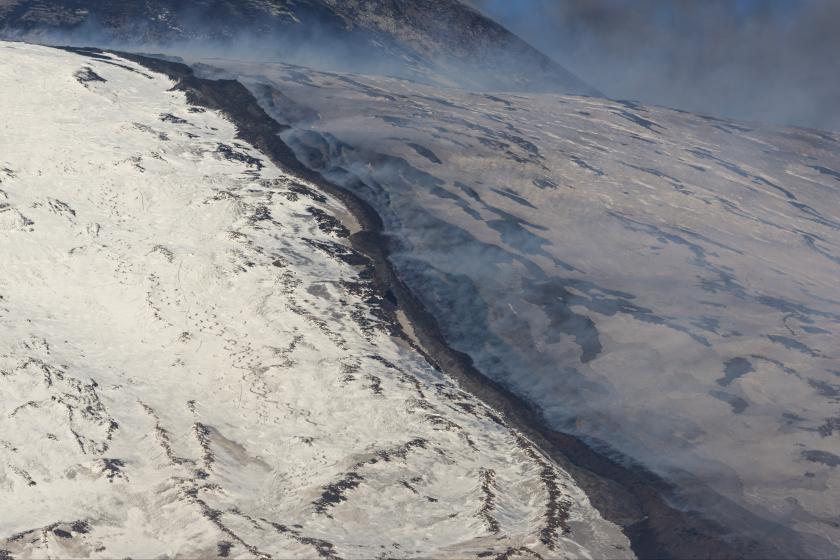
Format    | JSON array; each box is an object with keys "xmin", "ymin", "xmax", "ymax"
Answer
[
  {"xmin": 0, "ymin": 42, "xmax": 631, "ymax": 559},
  {"xmin": 185, "ymin": 59, "xmax": 840, "ymax": 556}
]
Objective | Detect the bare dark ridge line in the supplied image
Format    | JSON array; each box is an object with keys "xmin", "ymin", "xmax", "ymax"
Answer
[
  {"xmin": 477, "ymin": 467, "xmax": 501, "ymax": 535},
  {"xmin": 52, "ymin": 45, "xmax": 803, "ymax": 560}
]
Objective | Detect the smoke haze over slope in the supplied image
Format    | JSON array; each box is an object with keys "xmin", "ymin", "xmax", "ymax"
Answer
[
  {"xmin": 472, "ymin": 0, "xmax": 840, "ymax": 131},
  {"xmin": 0, "ymin": 0, "xmax": 598, "ymax": 95}
]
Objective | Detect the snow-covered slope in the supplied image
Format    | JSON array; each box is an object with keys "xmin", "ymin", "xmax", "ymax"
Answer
[
  {"xmin": 0, "ymin": 42, "xmax": 631, "ymax": 559},
  {"xmin": 190, "ymin": 60, "xmax": 840, "ymax": 557}
]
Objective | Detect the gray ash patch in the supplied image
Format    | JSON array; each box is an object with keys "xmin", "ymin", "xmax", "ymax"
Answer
[
  {"xmin": 767, "ymin": 335, "xmax": 821, "ymax": 357},
  {"xmin": 532, "ymin": 178, "xmax": 557, "ymax": 189},
  {"xmin": 96, "ymin": 458, "xmax": 127, "ymax": 482},
  {"xmin": 249, "ymin": 205, "xmax": 273, "ymax": 223},
  {"xmin": 614, "ymin": 110, "xmax": 663, "ymax": 133},
  {"xmin": 407, "ymin": 143, "xmax": 442, "ymax": 164},
  {"xmin": 717, "ymin": 357, "xmax": 754, "ymax": 387},
  {"xmin": 281, "ymin": 182, "xmax": 327, "ymax": 204},
  {"xmin": 305, "ymin": 238, "xmax": 369, "ymax": 267},
  {"xmin": 160, "ymin": 113, "xmax": 188, "ymax": 124},
  {"xmin": 46, "ymin": 198, "xmax": 76, "ymax": 219},
  {"xmin": 70, "ymin": 521, "xmax": 90, "ymax": 534},
  {"xmin": 817, "ymin": 417, "xmax": 840, "ymax": 438},
  {"xmin": 810, "ymin": 166, "xmax": 840, "ymax": 182},
  {"xmin": 491, "ymin": 187, "xmax": 536, "ymax": 209},
  {"xmin": 809, "ymin": 379, "xmax": 840, "ymax": 399},
  {"xmin": 263, "ymin": 522, "xmax": 340, "ymax": 560},
  {"xmin": 802, "ymin": 450, "xmax": 840, "ymax": 468},
  {"xmin": 216, "ymin": 144, "xmax": 264, "ymax": 170},
  {"xmin": 133, "ymin": 123, "xmax": 169, "ymax": 142},
  {"xmin": 698, "ymin": 115, "xmax": 751, "ymax": 134},
  {"xmin": 217, "ymin": 541, "xmax": 233, "ymax": 557},
  {"xmin": 307, "ymin": 207, "xmax": 349, "ymax": 238},
  {"xmin": 568, "ymin": 154, "xmax": 604, "ymax": 176},
  {"xmin": 74, "ymin": 67, "xmax": 106, "ymax": 86},
  {"xmin": 709, "ymin": 390, "xmax": 749, "ymax": 414}
]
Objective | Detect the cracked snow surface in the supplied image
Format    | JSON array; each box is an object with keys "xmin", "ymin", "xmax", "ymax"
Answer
[
  {"xmin": 190, "ymin": 59, "xmax": 840, "ymax": 556},
  {"xmin": 0, "ymin": 43, "xmax": 631, "ymax": 559}
]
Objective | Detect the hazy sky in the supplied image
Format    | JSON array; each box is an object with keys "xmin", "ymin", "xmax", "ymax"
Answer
[{"xmin": 473, "ymin": 0, "xmax": 840, "ymax": 131}]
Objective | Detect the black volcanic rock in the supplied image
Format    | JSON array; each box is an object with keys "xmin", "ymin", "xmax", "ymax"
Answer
[{"xmin": 0, "ymin": 0, "xmax": 599, "ymax": 95}]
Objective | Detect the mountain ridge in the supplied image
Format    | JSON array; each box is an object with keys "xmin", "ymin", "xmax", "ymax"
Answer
[{"xmin": 0, "ymin": 0, "xmax": 600, "ymax": 95}]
